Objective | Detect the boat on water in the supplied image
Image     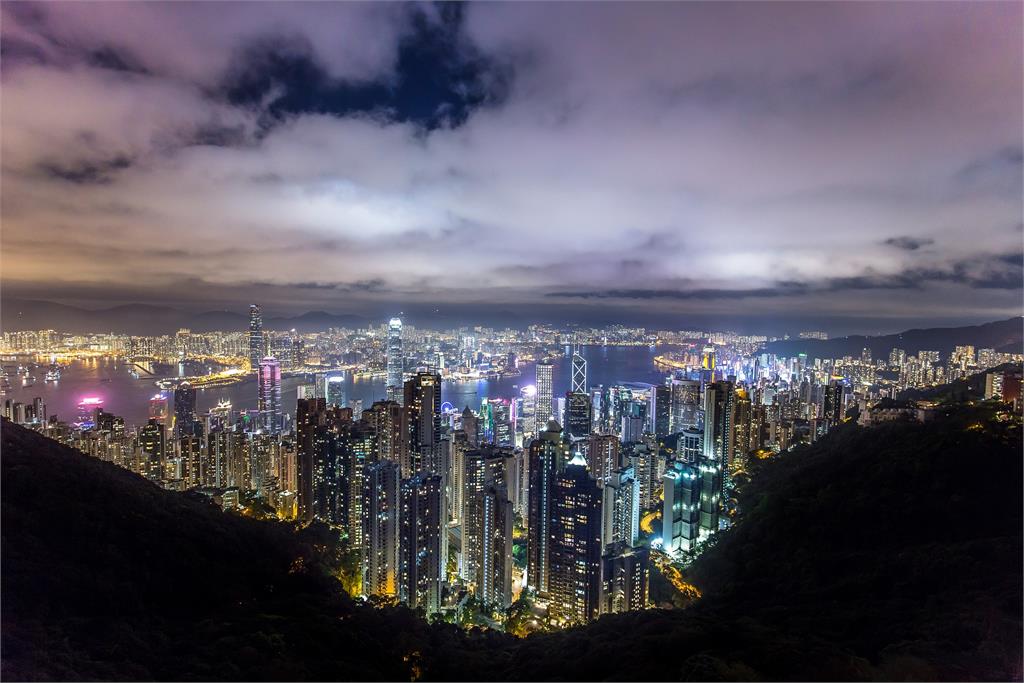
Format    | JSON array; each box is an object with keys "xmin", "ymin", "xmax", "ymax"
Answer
[
  {"xmin": 22, "ymin": 375, "xmax": 37, "ymax": 387},
  {"xmin": 44, "ymin": 364, "xmax": 61, "ymax": 382}
]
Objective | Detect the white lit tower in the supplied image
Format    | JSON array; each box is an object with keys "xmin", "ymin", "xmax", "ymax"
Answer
[
  {"xmin": 387, "ymin": 317, "xmax": 403, "ymax": 404},
  {"xmin": 248, "ymin": 304, "xmax": 263, "ymax": 372}
]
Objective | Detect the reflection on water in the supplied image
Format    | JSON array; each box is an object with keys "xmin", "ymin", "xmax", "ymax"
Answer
[{"xmin": 5, "ymin": 345, "xmax": 676, "ymax": 428}]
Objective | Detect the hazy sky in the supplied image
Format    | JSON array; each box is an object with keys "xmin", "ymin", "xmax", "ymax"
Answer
[{"xmin": 2, "ymin": 1, "xmax": 1021, "ymax": 332}]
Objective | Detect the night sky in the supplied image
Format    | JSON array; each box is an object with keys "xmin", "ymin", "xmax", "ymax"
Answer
[{"xmin": 1, "ymin": 2, "xmax": 1021, "ymax": 333}]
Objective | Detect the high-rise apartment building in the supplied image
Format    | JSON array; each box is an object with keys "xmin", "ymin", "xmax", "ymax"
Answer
[
  {"xmin": 399, "ymin": 473, "xmax": 445, "ymax": 615},
  {"xmin": 257, "ymin": 357, "xmax": 282, "ymax": 434},
  {"xmin": 548, "ymin": 453, "xmax": 603, "ymax": 625}
]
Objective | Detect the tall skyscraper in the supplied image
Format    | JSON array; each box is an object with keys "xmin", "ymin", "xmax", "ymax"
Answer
[
  {"xmin": 257, "ymin": 357, "xmax": 282, "ymax": 434},
  {"xmin": 149, "ymin": 392, "xmax": 169, "ymax": 427},
  {"xmin": 363, "ymin": 459, "xmax": 400, "ymax": 597},
  {"xmin": 670, "ymin": 379, "xmax": 701, "ymax": 432},
  {"xmin": 248, "ymin": 304, "xmax": 263, "ymax": 372},
  {"xmin": 386, "ymin": 318, "xmax": 403, "ymax": 403},
  {"xmin": 138, "ymin": 418, "xmax": 165, "ymax": 481},
  {"xmin": 325, "ymin": 373, "xmax": 346, "ymax": 408},
  {"xmin": 654, "ymin": 384, "xmax": 672, "ymax": 438},
  {"xmin": 404, "ymin": 372, "xmax": 442, "ymax": 476},
  {"xmin": 461, "ymin": 445, "xmax": 514, "ymax": 585},
  {"xmin": 173, "ymin": 382, "xmax": 197, "ymax": 439},
  {"xmin": 700, "ymin": 380, "xmax": 734, "ymax": 535},
  {"xmin": 663, "ymin": 459, "xmax": 701, "ymax": 554},
  {"xmin": 536, "ymin": 360, "xmax": 554, "ymax": 425},
  {"xmin": 600, "ymin": 542, "xmax": 649, "ymax": 615},
  {"xmin": 399, "ymin": 473, "xmax": 445, "ymax": 615},
  {"xmin": 548, "ymin": 452, "xmax": 603, "ymax": 625},
  {"xmin": 602, "ymin": 466, "xmax": 639, "ymax": 548},
  {"xmin": 476, "ymin": 484, "xmax": 514, "ymax": 608},
  {"xmin": 571, "ymin": 344, "xmax": 587, "ymax": 394},
  {"xmin": 586, "ymin": 433, "xmax": 620, "ymax": 485},
  {"xmin": 564, "ymin": 391, "xmax": 593, "ymax": 440},
  {"xmin": 296, "ymin": 397, "xmax": 326, "ymax": 521},
  {"xmin": 527, "ymin": 420, "xmax": 570, "ymax": 595}
]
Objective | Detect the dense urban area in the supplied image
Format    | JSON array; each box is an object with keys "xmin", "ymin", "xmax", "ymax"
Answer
[{"xmin": 2, "ymin": 308, "xmax": 1022, "ymax": 631}]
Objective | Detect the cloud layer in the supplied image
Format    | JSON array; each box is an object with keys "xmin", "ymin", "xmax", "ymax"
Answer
[{"xmin": 2, "ymin": 1, "xmax": 1021, "ymax": 332}]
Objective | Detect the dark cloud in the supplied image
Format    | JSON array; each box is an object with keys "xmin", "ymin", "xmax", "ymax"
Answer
[
  {"xmin": 884, "ymin": 236, "xmax": 935, "ymax": 251},
  {"xmin": 220, "ymin": 4, "xmax": 512, "ymax": 131},
  {"xmin": 37, "ymin": 155, "xmax": 133, "ymax": 185}
]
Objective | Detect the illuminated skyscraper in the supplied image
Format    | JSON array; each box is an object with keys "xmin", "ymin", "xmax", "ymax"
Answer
[
  {"xmin": 600, "ymin": 542, "xmax": 649, "ymax": 615},
  {"xmin": 149, "ymin": 392, "xmax": 169, "ymax": 427},
  {"xmin": 138, "ymin": 418, "xmax": 165, "ymax": 481},
  {"xmin": 669, "ymin": 379, "xmax": 700, "ymax": 432},
  {"xmin": 399, "ymin": 473, "xmax": 444, "ymax": 615},
  {"xmin": 700, "ymin": 381, "xmax": 734, "ymax": 534},
  {"xmin": 173, "ymin": 382, "xmax": 197, "ymax": 438},
  {"xmin": 257, "ymin": 357, "xmax": 282, "ymax": 434},
  {"xmin": 325, "ymin": 373, "xmax": 346, "ymax": 408},
  {"xmin": 404, "ymin": 372, "xmax": 442, "ymax": 476},
  {"xmin": 663, "ymin": 460, "xmax": 701, "ymax": 554},
  {"xmin": 548, "ymin": 452, "xmax": 603, "ymax": 625},
  {"xmin": 527, "ymin": 421, "xmax": 570, "ymax": 595},
  {"xmin": 602, "ymin": 465, "xmax": 639, "ymax": 548},
  {"xmin": 461, "ymin": 445, "xmax": 514, "ymax": 586},
  {"xmin": 571, "ymin": 344, "xmax": 587, "ymax": 394},
  {"xmin": 363, "ymin": 459, "xmax": 400, "ymax": 597},
  {"xmin": 248, "ymin": 304, "xmax": 263, "ymax": 372},
  {"xmin": 536, "ymin": 360, "xmax": 554, "ymax": 424},
  {"xmin": 564, "ymin": 391, "xmax": 592, "ymax": 440},
  {"xmin": 386, "ymin": 317, "xmax": 403, "ymax": 403}
]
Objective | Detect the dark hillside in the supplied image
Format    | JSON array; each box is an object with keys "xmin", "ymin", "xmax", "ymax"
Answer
[{"xmin": 3, "ymin": 405, "xmax": 1021, "ymax": 681}]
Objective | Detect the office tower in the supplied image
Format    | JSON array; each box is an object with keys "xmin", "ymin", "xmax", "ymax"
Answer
[
  {"xmin": 461, "ymin": 445, "xmax": 514, "ymax": 583},
  {"xmin": 600, "ymin": 542, "xmax": 649, "ymax": 615},
  {"xmin": 461, "ymin": 406, "xmax": 480, "ymax": 447},
  {"xmin": 257, "ymin": 357, "xmax": 282, "ymax": 434},
  {"xmin": 138, "ymin": 418, "xmax": 165, "ymax": 481},
  {"xmin": 386, "ymin": 317, "xmax": 403, "ymax": 403},
  {"xmin": 602, "ymin": 466, "xmax": 639, "ymax": 548},
  {"xmin": 700, "ymin": 381, "xmax": 734, "ymax": 534},
  {"xmin": 654, "ymin": 384, "xmax": 672, "ymax": 438},
  {"xmin": 527, "ymin": 420, "xmax": 570, "ymax": 595},
  {"xmin": 404, "ymin": 372, "xmax": 441, "ymax": 476},
  {"xmin": 248, "ymin": 304, "xmax": 263, "ymax": 371},
  {"xmin": 586, "ymin": 433, "xmax": 620, "ymax": 485},
  {"xmin": 670, "ymin": 379, "xmax": 700, "ymax": 432},
  {"xmin": 325, "ymin": 373, "xmax": 346, "ymax": 408},
  {"xmin": 476, "ymin": 485, "xmax": 514, "ymax": 608},
  {"xmin": 548, "ymin": 453, "xmax": 603, "ymax": 625},
  {"xmin": 663, "ymin": 460, "xmax": 701, "ymax": 554},
  {"xmin": 363, "ymin": 459, "xmax": 400, "ymax": 597},
  {"xmin": 399, "ymin": 473, "xmax": 444, "ymax": 615},
  {"xmin": 701, "ymin": 345, "xmax": 716, "ymax": 372},
  {"xmin": 678, "ymin": 426, "xmax": 703, "ymax": 464},
  {"xmin": 536, "ymin": 360, "xmax": 554, "ymax": 424},
  {"xmin": 207, "ymin": 398, "xmax": 232, "ymax": 432},
  {"xmin": 173, "ymin": 382, "xmax": 197, "ymax": 438},
  {"xmin": 149, "ymin": 392, "xmax": 169, "ymax": 427},
  {"xmin": 564, "ymin": 391, "xmax": 593, "ymax": 440},
  {"xmin": 571, "ymin": 344, "xmax": 587, "ymax": 394}
]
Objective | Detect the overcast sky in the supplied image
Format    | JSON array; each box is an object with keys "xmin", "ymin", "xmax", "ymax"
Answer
[{"xmin": 2, "ymin": 1, "xmax": 1021, "ymax": 333}]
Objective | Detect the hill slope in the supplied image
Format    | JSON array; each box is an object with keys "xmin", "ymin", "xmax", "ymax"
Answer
[
  {"xmin": 762, "ymin": 317, "xmax": 1023, "ymax": 359},
  {"xmin": 2, "ymin": 405, "xmax": 1021, "ymax": 681}
]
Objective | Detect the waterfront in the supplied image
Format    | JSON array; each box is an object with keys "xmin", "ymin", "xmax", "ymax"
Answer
[{"xmin": 5, "ymin": 344, "xmax": 678, "ymax": 427}]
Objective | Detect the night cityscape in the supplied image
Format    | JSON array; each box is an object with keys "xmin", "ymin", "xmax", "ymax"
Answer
[{"xmin": 1, "ymin": 2, "xmax": 1022, "ymax": 682}]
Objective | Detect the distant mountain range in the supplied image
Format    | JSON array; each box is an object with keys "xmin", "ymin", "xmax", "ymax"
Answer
[
  {"xmin": 762, "ymin": 316, "xmax": 1023, "ymax": 359},
  {"xmin": 0, "ymin": 299, "xmax": 369, "ymax": 335}
]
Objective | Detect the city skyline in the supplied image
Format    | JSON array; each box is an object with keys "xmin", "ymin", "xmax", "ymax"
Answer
[{"xmin": 2, "ymin": 2, "xmax": 1021, "ymax": 333}]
